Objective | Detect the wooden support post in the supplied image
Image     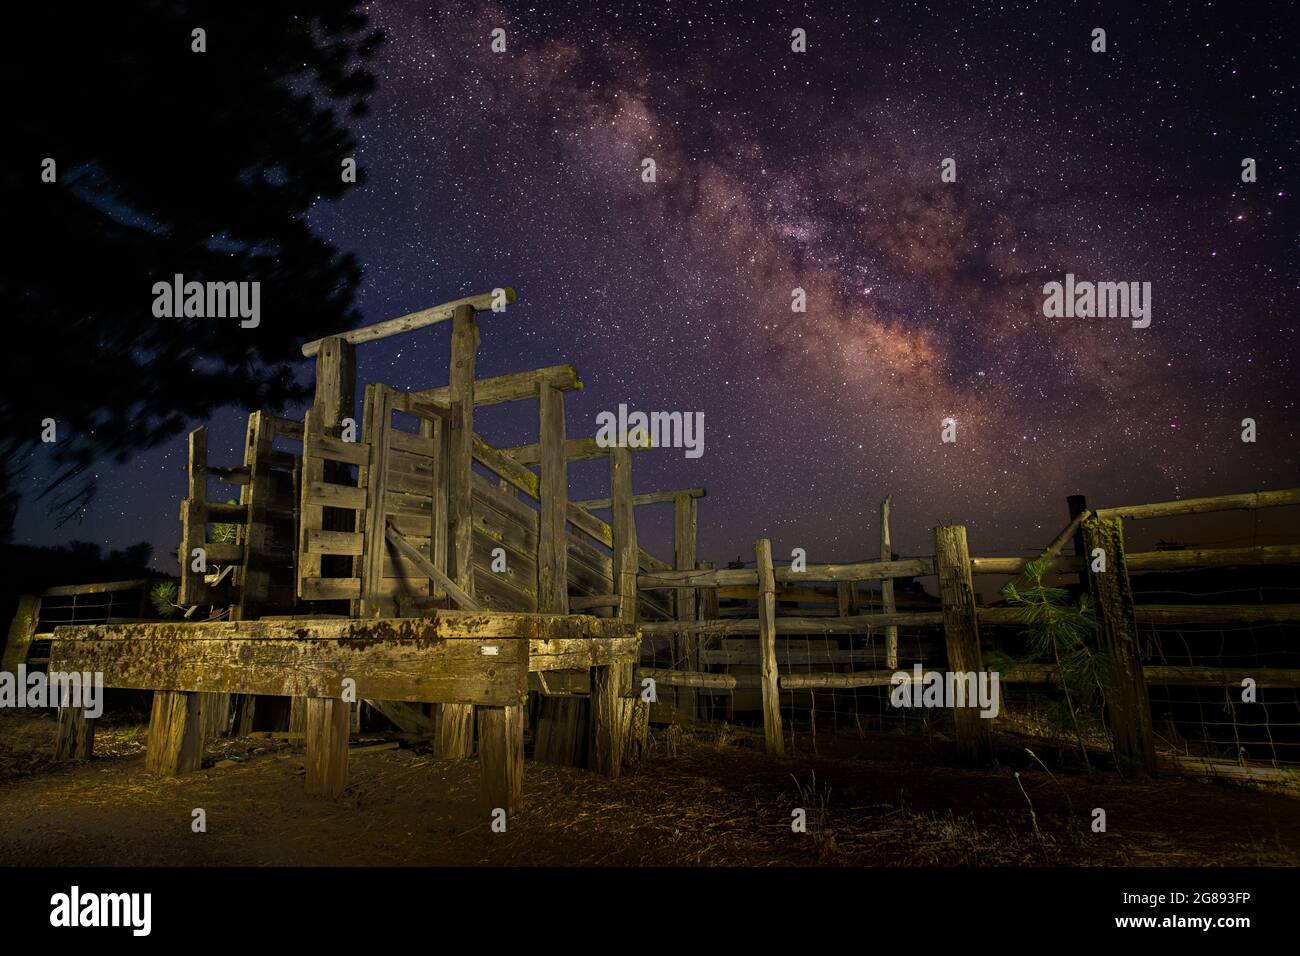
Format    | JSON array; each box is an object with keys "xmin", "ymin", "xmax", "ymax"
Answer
[
  {"xmin": 589, "ymin": 665, "xmax": 626, "ymax": 777},
  {"xmin": 933, "ymin": 525, "xmax": 992, "ymax": 763},
  {"xmin": 755, "ymin": 538, "xmax": 785, "ymax": 755},
  {"xmin": 478, "ymin": 704, "xmax": 524, "ymax": 814},
  {"xmin": 2, "ymin": 594, "xmax": 40, "ymax": 673},
  {"xmin": 535, "ymin": 383, "xmax": 583, "ymax": 762},
  {"xmin": 881, "ymin": 496, "xmax": 898, "ymax": 669},
  {"xmin": 53, "ymin": 706, "xmax": 94, "ymax": 760},
  {"xmin": 1082, "ymin": 516, "xmax": 1158, "ymax": 777},
  {"xmin": 238, "ymin": 411, "xmax": 274, "ymax": 614},
  {"xmin": 145, "ymin": 690, "xmax": 204, "ymax": 775},
  {"xmin": 1067, "ymin": 494, "xmax": 1089, "ymax": 591},
  {"xmin": 437, "ymin": 303, "xmax": 480, "ymax": 758},
  {"xmin": 608, "ymin": 447, "xmax": 645, "ymax": 765},
  {"xmin": 304, "ymin": 697, "xmax": 350, "ymax": 798},
  {"xmin": 673, "ymin": 493, "xmax": 699, "ymax": 719},
  {"xmin": 538, "ymin": 384, "xmax": 569, "ymax": 613}
]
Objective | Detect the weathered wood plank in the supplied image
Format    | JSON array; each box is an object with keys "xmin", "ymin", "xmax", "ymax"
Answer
[
  {"xmin": 145, "ymin": 690, "xmax": 203, "ymax": 775},
  {"xmin": 304, "ymin": 697, "xmax": 349, "ymax": 798},
  {"xmin": 1084, "ymin": 516, "xmax": 1158, "ymax": 776},
  {"xmin": 301, "ymin": 287, "xmax": 516, "ymax": 356},
  {"xmin": 416, "ymin": 363, "xmax": 580, "ymax": 409},
  {"xmin": 934, "ymin": 525, "xmax": 991, "ymax": 763},
  {"xmin": 755, "ymin": 538, "xmax": 784, "ymax": 755}
]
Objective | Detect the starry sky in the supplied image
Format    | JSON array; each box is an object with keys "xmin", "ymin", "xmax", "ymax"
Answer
[{"xmin": 14, "ymin": 0, "xmax": 1299, "ymax": 571}]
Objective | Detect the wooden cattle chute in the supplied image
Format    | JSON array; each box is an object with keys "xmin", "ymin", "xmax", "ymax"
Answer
[
  {"xmin": 636, "ymin": 487, "xmax": 1300, "ymax": 773},
  {"xmin": 38, "ymin": 286, "xmax": 714, "ymax": 808}
]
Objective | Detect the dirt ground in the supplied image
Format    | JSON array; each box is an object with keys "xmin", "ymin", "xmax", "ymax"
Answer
[{"xmin": 1, "ymin": 710, "xmax": 1297, "ymax": 866}]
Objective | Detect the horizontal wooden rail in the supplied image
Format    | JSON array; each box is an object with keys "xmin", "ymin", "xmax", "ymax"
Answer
[
  {"xmin": 643, "ymin": 664, "xmax": 1300, "ymax": 692},
  {"xmin": 971, "ymin": 544, "xmax": 1300, "ymax": 576},
  {"xmin": 639, "ymin": 610, "xmax": 943, "ymax": 636},
  {"xmin": 1093, "ymin": 487, "xmax": 1300, "ymax": 521},
  {"xmin": 41, "ymin": 579, "xmax": 150, "ymax": 598},
  {"xmin": 575, "ymin": 488, "xmax": 707, "ymax": 510},
  {"xmin": 639, "ymin": 557, "xmax": 936, "ymax": 589},
  {"xmin": 301, "ymin": 288, "xmax": 517, "ymax": 356},
  {"xmin": 415, "ymin": 363, "xmax": 580, "ymax": 408}
]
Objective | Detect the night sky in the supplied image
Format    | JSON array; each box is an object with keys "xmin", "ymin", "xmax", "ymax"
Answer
[{"xmin": 15, "ymin": 0, "xmax": 1298, "ymax": 572}]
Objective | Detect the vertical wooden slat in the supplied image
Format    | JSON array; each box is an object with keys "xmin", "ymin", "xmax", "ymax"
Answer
[
  {"xmin": 1082, "ymin": 516, "xmax": 1158, "ymax": 776},
  {"xmin": 881, "ymin": 495, "xmax": 898, "ymax": 669},
  {"xmin": 478, "ymin": 704, "xmax": 525, "ymax": 813},
  {"xmin": 437, "ymin": 303, "xmax": 479, "ymax": 758},
  {"xmin": 674, "ymin": 493, "xmax": 699, "ymax": 718},
  {"xmin": 304, "ymin": 697, "xmax": 350, "ymax": 798},
  {"xmin": 238, "ymin": 411, "xmax": 274, "ymax": 614},
  {"xmin": 179, "ymin": 427, "xmax": 209, "ymax": 605},
  {"xmin": 361, "ymin": 384, "xmax": 394, "ymax": 617},
  {"xmin": 298, "ymin": 407, "xmax": 326, "ymax": 597},
  {"xmin": 933, "ymin": 525, "xmax": 992, "ymax": 762},
  {"xmin": 755, "ymin": 538, "xmax": 785, "ymax": 755},
  {"xmin": 608, "ymin": 446, "xmax": 643, "ymax": 764},
  {"xmin": 537, "ymin": 384, "xmax": 568, "ymax": 613}
]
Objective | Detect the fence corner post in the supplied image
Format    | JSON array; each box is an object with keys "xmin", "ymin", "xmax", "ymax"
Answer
[{"xmin": 754, "ymin": 538, "xmax": 785, "ymax": 755}]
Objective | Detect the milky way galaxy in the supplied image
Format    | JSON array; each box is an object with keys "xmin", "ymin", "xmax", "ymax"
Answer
[{"xmin": 16, "ymin": 0, "xmax": 1297, "ymax": 569}]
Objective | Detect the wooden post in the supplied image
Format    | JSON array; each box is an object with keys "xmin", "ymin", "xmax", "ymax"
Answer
[
  {"xmin": 145, "ymin": 690, "xmax": 204, "ymax": 775},
  {"xmin": 478, "ymin": 704, "xmax": 524, "ymax": 814},
  {"xmin": 1082, "ymin": 516, "xmax": 1158, "ymax": 777},
  {"xmin": 304, "ymin": 697, "xmax": 350, "ymax": 798},
  {"xmin": 755, "ymin": 538, "xmax": 785, "ymax": 755},
  {"xmin": 53, "ymin": 705, "xmax": 94, "ymax": 760},
  {"xmin": 697, "ymin": 561, "xmax": 719, "ymax": 620},
  {"xmin": 535, "ymin": 383, "xmax": 583, "ymax": 763},
  {"xmin": 933, "ymin": 525, "xmax": 992, "ymax": 762},
  {"xmin": 608, "ymin": 447, "xmax": 644, "ymax": 766},
  {"xmin": 437, "ymin": 303, "xmax": 479, "ymax": 757},
  {"xmin": 589, "ymin": 664, "xmax": 626, "ymax": 777},
  {"xmin": 881, "ymin": 496, "xmax": 899, "ymax": 669},
  {"xmin": 1067, "ymin": 495, "xmax": 1089, "ymax": 591},
  {"xmin": 2, "ymin": 594, "xmax": 40, "ymax": 673},
  {"xmin": 538, "ymin": 384, "xmax": 569, "ymax": 612},
  {"xmin": 673, "ymin": 492, "xmax": 699, "ymax": 719},
  {"xmin": 610, "ymin": 447, "xmax": 638, "ymax": 626}
]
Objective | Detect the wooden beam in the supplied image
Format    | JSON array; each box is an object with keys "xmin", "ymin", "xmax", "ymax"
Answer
[
  {"xmin": 536, "ymin": 383, "xmax": 579, "ymax": 763},
  {"xmin": 574, "ymin": 488, "xmax": 707, "ymax": 510},
  {"xmin": 638, "ymin": 609, "xmax": 945, "ymax": 636},
  {"xmin": 754, "ymin": 538, "xmax": 784, "ymax": 755},
  {"xmin": 414, "ymin": 363, "xmax": 580, "ymax": 409},
  {"xmin": 384, "ymin": 521, "xmax": 481, "ymax": 611},
  {"xmin": 637, "ymin": 556, "xmax": 936, "ymax": 588},
  {"xmin": 933, "ymin": 525, "xmax": 992, "ymax": 763},
  {"xmin": 1084, "ymin": 516, "xmax": 1157, "ymax": 776},
  {"xmin": 880, "ymin": 496, "xmax": 898, "ymax": 669},
  {"xmin": 301, "ymin": 288, "xmax": 516, "ymax": 357},
  {"xmin": 504, "ymin": 435, "xmax": 633, "ymax": 466},
  {"xmin": 1093, "ymin": 487, "xmax": 1300, "ymax": 521}
]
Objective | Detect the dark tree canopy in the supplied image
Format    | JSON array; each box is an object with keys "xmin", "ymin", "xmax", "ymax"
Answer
[{"xmin": 2, "ymin": 1, "xmax": 384, "ymax": 538}]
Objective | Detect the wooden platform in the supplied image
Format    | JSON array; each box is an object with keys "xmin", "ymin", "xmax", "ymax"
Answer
[{"xmin": 49, "ymin": 611, "xmax": 640, "ymax": 814}]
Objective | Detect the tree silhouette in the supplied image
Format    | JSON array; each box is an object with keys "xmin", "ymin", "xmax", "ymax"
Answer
[{"xmin": 2, "ymin": 1, "xmax": 384, "ymax": 538}]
